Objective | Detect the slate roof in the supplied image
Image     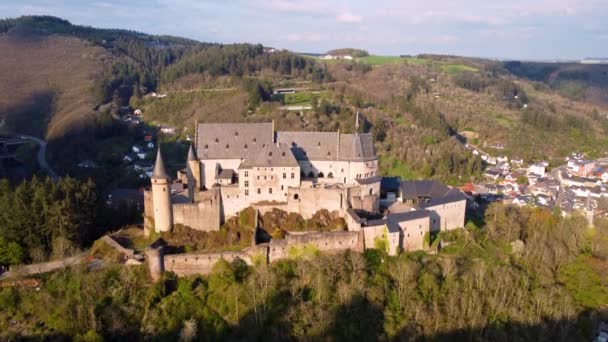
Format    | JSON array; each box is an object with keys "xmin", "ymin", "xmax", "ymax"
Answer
[
  {"xmin": 152, "ymin": 149, "xmax": 169, "ymax": 179},
  {"xmin": 239, "ymin": 143, "xmax": 299, "ymax": 169},
  {"xmin": 187, "ymin": 144, "xmax": 197, "ymax": 161},
  {"xmin": 356, "ymin": 175, "xmax": 382, "ymax": 185},
  {"xmin": 216, "ymin": 169, "xmax": 234, "ymax": 180},
  {"xmin": 196, "ymin": 122, "xmax": 376, "ymax": 162},
  {"xmin": 400, "ymin": 180, "xmax": 466, "ymax": 208},
  {"xmin": 197, "ymin": 123, "xmax": 274, "ymax": 159},
  {"xmin": 276, "ymin": 131, "xmax": 376, "ymax": 162},
  {"xmin": 386, "ymin": 210, "xmax": 431, "ymax": 233}
]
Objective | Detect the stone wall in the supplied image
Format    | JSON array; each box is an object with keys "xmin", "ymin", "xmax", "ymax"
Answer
[
  {"xmin": 398, "ymin": 216, "xmax": 430, "ymax": 252},
  {"xmin": 266, "ymin": 231, "xmax": 361, "ymax": 261},
  {"xmin": 426, "ymin": 199, "xmax": 466, "ymax": 232},
  {"xmin": 164, "ymin": 251, "xmax": 252, "ymax": 277},
  {"xmin": 173, "ymin": 189, "xmax": 221, "ymax": 231},
  {"xmin": 362, "ymin": 224, "xmax": 400, "ymax": 256},
  {"xmin": 285, "ymin": 185, "xmax": 349, "ymax": 219}
]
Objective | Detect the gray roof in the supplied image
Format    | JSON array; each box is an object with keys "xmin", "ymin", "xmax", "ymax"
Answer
[
  {"xmin": 187, "ymin": 144, "xmax": 197, "ymax": 161},
  {"xmin": 276, "ymin": 131, "xmax": 376, "ymax": 162},
  {"xmin": 356, "ymin": 175, "xmax": 382, "ymax": 185},
  {"xmin": 196, "ymin": 122, "xmax": 376, "ymax": 162},
  {"xmin": 239, "ymin": 143, "xmax": 299, "ymax": 169},
  {"xmin": 386, "ymin": 210, "xmax": 431, "ymax": 233},
  {"xmin": 197, "ymin": 123, "xmax": 273, "ymax": 159},
  {"xmin": 400, "ymin": 180, "xmax": 466, "ymax": 208},
  {"xmin": 217, "ymin": 169, "xmax": 235, "ymax": 180},
  {"xmin": 152, "ymin": 149, "xmax": 169, "ymax": 179}
]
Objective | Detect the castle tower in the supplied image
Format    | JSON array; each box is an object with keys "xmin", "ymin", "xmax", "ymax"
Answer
[
  {"xmin": 187, "ymin": 144, "xmax": 201, "ymax": 199},
  {"xmin": 152, "ymin": 149, "xmax": 173, "ymax": 232}
]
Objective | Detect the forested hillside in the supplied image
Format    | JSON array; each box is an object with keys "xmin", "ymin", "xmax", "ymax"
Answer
[{"xmin": 1, "ymin": 204, "xmax": 606, "ymax": 340}]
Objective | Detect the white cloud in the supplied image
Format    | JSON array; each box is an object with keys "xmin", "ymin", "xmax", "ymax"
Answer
[{"xmin": 336, "ymin": 11, "xmax": 362, "ymax": 23}]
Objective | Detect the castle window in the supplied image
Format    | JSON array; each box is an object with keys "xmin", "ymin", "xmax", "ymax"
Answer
[
  {"xmin": 245, "ymin": 189, "xmax": 249, "ymax": 196},
  {"xmin": 283, "ymin": 173, "xmax": 286, "ymax": 179},
  {"xmin": 318, "ymin": 172, "xmax": 324, "ymax": 178},
  {"xmin": 257, "ymin": 188, "xmax": 261, "ymax": 194},
  {"xmin": 235, "ymin": 131, "xmax": 239, "ymax": 137},
  {"xmin": 327, "ymin": 151, "xmax": 331, "ymax": 156},
  {"xmin": 253, "ymin": 138, "xmax": 257, "ymax": 143},
  {"xmin": 204, "ymin": 144, "xmax": 208, "ymax": 149},
  {"xmin": 294, "ymin": 194, "xmax": 299, "ymax": 200},
  {"xmin": 244, "ymin": 171, "xmax": 248, "ymax": 177},
  {"xmin": 281, "ymin": 185, "xmax": 284, "ymax": 190},
  {"xmin": 369, "ymin": 188, "xmax": 373, "ymax": 195},
  {"xmin": 317, "ymin": 141, "xmax": 321, "ymax": 147},
  {"xmin": 269, "ymin": 152, "xmax": 272, "ymax": 157},
  {"xmin": 244, "ymin": 144, "xmax": 248, "ymax": 150},
  {"xmin": 328, "ymin": 172, "xmax": 334, "ymax": 178},
  {"xmin": 244, "ymin": 180, "xmax": 249, "ymax": 187},
  {"xmin": 264, "ymin": 176, "xmax": 267, "ymax": 180},
  {"xmin": 226, "ymin": 144, "xmax": 229, "ymax": 149},
  {"xmin": 215, "ymin": 138, "xmax": 219, "ymax": 143},
  {"xmin": 282, "ymin": 152, "xmax": 285, "ymax": 157},
  {"xmin": 257, "ymin": 176, "xmax": 260, "ymax": 180},
  {"xmin": 263, "ymin": 144, "xmax": 266, "ymax": 148},
  {"xmin": 269, "ymin": 188, "xmax": 273, "ymax": 194},
  {"xmin": 291, "ymin": 173, "xmax": 295, "ymax": 179}
]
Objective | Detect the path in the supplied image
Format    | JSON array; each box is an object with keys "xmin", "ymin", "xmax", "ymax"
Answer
[
  {"xmin": 0, "ymin": 254, "xmax": 85, "ymax": 280},
  {"xmin": 16, "ymin": 134, "xmax": 58, "ymax": 181}
]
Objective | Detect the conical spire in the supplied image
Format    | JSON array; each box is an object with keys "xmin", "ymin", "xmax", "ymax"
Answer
[
  {"xmin": 187, "ymin": 144, "xmax": 197, "ymax": 161},
  {"xmin": 152, "ymin": 149, "xmax": 169, "ymax": 179}
]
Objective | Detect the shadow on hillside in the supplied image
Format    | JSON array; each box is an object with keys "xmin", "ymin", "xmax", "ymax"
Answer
[{"xmin": 0, "ymin": 90, "xmax": 55, "ymax": 138}]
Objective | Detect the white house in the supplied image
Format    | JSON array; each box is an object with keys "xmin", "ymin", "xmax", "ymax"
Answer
[{"xmin": 528, "ymin": 163, "xmax": 546, "ymax": 177}]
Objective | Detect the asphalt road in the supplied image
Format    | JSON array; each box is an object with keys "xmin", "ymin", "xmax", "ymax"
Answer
[{"xmin": 17, "ymin": 134, "xmax": 58, "ymax": 181}]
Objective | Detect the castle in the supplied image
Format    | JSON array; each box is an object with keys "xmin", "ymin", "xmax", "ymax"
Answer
[{"xmin": 144, "ymin": 117, "xmax": 467, "ymax": 263}]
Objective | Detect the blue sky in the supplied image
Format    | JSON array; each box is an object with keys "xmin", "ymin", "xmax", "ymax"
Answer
[{"xmin": 1, "ymin": 0, "xmax": 607, "ymax": 59}]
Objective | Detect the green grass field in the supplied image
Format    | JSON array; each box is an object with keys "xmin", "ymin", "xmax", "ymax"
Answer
[
  {"xmin": 284, "ymin": 92, "xmax": 312, "ymax": 105},
  {"xmin": 442, "ymin": 64, "xmax": 479, "ymax": 75}
]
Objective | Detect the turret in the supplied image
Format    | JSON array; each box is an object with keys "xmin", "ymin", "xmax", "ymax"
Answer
[
  {"xmin": 151, "ymin": 149, "xmax": 173, "ymax": 232},
  {"xmin": 187, "ymin": 144, "xmax": 201, "ymax": 198}
]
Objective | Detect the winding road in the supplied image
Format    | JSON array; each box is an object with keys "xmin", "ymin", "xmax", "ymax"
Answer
[{"xmin": 10, "ymin": 134, "xmax": 58, "ymax": 181}]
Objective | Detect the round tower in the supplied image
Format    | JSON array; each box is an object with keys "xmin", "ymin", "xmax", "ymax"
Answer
[{"xmin": 152, "ymin": 149, "xmax": 173, "ymax": 232}]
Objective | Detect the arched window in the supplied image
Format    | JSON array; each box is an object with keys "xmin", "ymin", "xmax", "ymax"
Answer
[
  {"xmin": 328, "ymin": 172, "xmax": 334, "ymax": 178},
  {"xmin": 269, "ymin": 152, "xmax": 272, "ymax": 157},
  {"xmin": 294, "ymin": 194, "xmax": 299, "ymax": 200},
  {"xmin": 215, "ymin": 138, "xmax": 219, "ymax": 143},
  {"xmin": 204, "ymin": 144, "xmax": 208, "ymax": 149},
  {"xmin": 234, "ymin": 131, "xmax": 239, "ymax": 137},
  {"xmin": 318, "ymin": 172, "xmax": 324, "ymax": 178},
  {"xmin": 253, "ymin": 138, "xmax": 257, "ymax": 143},
  {"xmin": 225, "ymin": 144, "xmax": 229, "ymax": 149},
  {"xmin": 282, "ymin": 152, "xmax": 286, "ymax": 157},
  {"xmin": 369, "ymin": 188, "xmax": 373, "ymax": 195},
  {"xmin": 244, "ymin": 144, "xmax": 248, "ymax": 149}
]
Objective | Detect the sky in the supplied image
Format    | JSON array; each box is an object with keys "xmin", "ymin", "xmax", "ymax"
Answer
[{"xmin": 1, "ymin": 0, "xmax": 608, "ymax": 60}]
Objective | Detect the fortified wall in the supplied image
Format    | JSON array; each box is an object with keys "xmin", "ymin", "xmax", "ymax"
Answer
[{"xmin": 146, "ymin": 230, "xmax": 363, "ymax": 280}]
